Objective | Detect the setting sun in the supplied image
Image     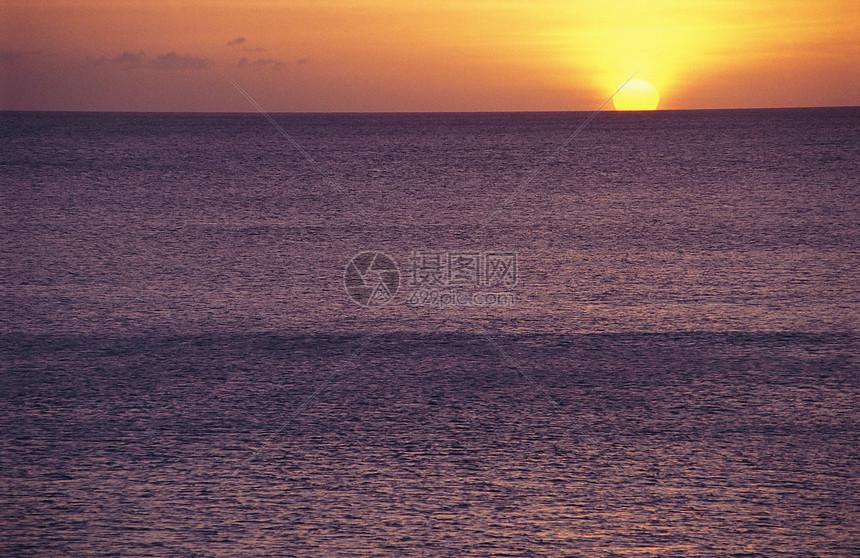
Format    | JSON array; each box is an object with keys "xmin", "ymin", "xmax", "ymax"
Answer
[{"xmin": 613, "ymin": 78, "xmax": 660, "ymax": 111}]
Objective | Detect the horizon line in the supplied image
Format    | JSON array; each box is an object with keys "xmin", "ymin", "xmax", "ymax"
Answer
[{"xmin": 1, "ymin": 105, "xmax": 858, "ymax": 116}]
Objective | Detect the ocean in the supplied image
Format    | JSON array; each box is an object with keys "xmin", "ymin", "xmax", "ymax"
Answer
[{"xmin": 1, "ymin": 108, "xmax": 858, "ymax": 556}]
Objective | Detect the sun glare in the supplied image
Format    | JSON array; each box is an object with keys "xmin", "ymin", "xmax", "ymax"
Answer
[{"xmin": 612, "ymin": 78, "xmax": 660, "ymax": 111}]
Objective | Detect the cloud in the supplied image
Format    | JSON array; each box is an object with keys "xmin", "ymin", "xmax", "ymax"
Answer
[
  {"xmin": 236, "ymin": 57, "xmax": 286, "ymax": 68},
  {"xmin": 98, "ymin": 50, "xmax": 210, "ymax": 70},
  {"xmin": 295, "ymin": 58, "xmax": 309, "ymax": 65},
  {"xmin": 227, "ymin": 37, "xmax": 246, "ymax": 46},
  {"xmin": 112, "ymin": 50, "xmax": 145, "ymax": 67},
  {"xmin": 0, "ymin": 50, "xmax": 43, "ymax": 64},
  {"xmin": 0, "ymin": 51, "xmax": 24, "ymax": 64},
  {"xmin": 152, "ymin": 51, "xmax": 212, "ymax": 70},
  {"xmin": 256, "ymin": 58, "xmax": 284, "ymax": 66}
]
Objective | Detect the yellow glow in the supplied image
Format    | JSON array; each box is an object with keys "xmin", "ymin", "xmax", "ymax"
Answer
[
  {"xmin": 613, "ymin": 79, "xmax": 659, "ymax": 111},
  {"xmin": 561, "ymin": 0, "xmax": 859, "ymax": 109}
]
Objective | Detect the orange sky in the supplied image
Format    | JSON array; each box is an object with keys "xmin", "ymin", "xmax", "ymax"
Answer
[{"xmin": 1, "ymin": 0, "xmax": 857, "ymax": 112}]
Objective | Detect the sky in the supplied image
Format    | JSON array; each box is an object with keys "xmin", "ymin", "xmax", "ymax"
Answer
[{"xmin": 1, "ymin": 0, "xmax": 858, "ymax": 112}]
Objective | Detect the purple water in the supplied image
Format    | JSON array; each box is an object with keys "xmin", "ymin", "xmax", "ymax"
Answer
[{"xmin": 1, "ymin": 109, "xmax": 858, "ymax": 556}]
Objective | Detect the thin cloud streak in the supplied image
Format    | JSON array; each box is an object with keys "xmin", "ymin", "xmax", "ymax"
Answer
[{"xmin": 151, "ymin": 52, "xmax": 212, "ymax": 71}]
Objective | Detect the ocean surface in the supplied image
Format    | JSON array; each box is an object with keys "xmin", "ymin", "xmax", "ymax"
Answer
[{"xmin": 1, "ymin": 108, "xmax": 858, "ymax": 556}]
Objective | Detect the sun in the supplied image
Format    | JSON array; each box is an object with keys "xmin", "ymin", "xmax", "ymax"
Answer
[{"xmin": 612, "ymin": 78, "xmax": 660, "ymax": 111}]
